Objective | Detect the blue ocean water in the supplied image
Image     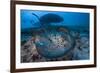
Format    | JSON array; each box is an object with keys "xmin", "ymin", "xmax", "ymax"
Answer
[{"xmin": 21, "ymin": 10, "xmax": 89, "ymax": 31}]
